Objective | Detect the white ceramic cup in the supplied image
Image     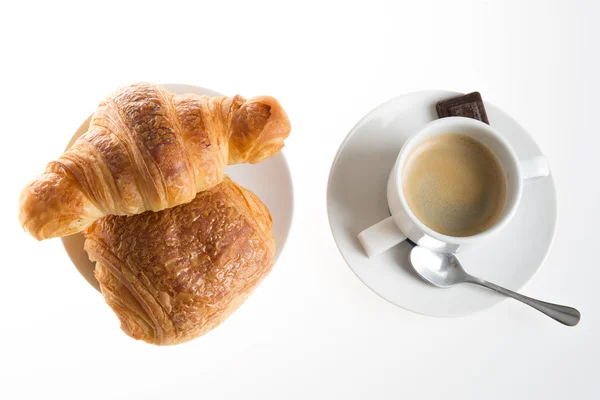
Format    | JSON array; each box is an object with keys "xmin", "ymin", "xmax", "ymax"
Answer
[{"xmin": 358, "ymin": 117, "xmax": 550, "ymax": 257}]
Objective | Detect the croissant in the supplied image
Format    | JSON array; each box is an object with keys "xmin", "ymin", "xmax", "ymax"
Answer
[
  {"xmin": 84, "ymin": 176, "xmax": 275, "ymax": 345},
  {"xmin": 19, "ymin": 83, "xmax": 290, "ymax": 240}
]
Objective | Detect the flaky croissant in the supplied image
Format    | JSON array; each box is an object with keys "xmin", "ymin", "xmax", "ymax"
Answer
[
  {"xmin": 19, "ymin": 83, "xmax": 290, "ymax": 240},
  {"xmin": 84, "ymin": 176, "xmax": 275, "ymax": 345}
]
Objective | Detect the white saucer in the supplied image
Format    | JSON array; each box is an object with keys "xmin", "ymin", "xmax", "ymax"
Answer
[
  {"xmin": 327, "ymin": 90, "xmax": 557, "ymax": 317},
  {"xmin": 61, "ymin": 84, "xmax": 294, "ymax": 291}
]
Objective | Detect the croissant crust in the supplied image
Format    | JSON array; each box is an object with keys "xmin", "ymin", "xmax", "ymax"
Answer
[
  {"xmin": 19, "ymin": 83, "xmax": 290, "ymax": 240},
  {"xmin": 84, "ymin": 176, "xmax": 275, "ymax": 345}
]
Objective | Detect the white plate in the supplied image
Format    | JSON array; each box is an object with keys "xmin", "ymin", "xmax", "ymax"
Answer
[
  {"xmin": 327, "ymin": 90, "xmax": 557, "ymax": 317},
  {"xmin": 62, "ymin": 84, "xmax": 294, "ymax": 291}
]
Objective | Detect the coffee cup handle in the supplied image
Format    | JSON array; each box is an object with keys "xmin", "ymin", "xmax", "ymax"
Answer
[
  {"xmin": 520, "ymin": 156, "xmax": 550, "ymax": 183},
  {"xmin": 357, "ymin": 216, "xmax": 407, "ymax": 258}
]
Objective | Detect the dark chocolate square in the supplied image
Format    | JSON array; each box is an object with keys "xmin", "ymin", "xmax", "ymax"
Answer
[{"xmin": 436, "ymin": 92, "xmax": 489, "ymax": 124}]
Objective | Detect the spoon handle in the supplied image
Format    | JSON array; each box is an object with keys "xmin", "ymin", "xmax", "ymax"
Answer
[{"xmin": 465, "ymin": 276, "xmax": 581, "ymax": 326}]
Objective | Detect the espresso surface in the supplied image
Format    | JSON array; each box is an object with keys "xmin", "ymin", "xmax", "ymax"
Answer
[{"xmin": 402, "ymin": 134, "xmax": 506, "ymax": 237}]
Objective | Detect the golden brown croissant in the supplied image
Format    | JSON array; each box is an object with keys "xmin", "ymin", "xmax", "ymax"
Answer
[
  {"xmin": 19, "ymin": 83, "xmax": 290, "ymax": 240},
  {"xmin": 84, "ymin": 176, "xmax": 275, "ymax": 345}
]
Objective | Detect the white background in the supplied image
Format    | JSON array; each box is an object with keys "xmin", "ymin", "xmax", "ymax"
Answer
[{"xmin": 1, "ymin": 1, "xmax": 598, "ymax": 399}]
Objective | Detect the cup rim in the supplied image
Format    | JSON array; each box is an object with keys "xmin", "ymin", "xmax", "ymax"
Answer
[{"xmin": 394, "ymin": 117, "xmax": 524, "ymax": 245}]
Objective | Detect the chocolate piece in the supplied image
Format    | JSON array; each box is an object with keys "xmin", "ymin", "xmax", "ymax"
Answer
[{"xmin": 436, "ymin": 92, "xmax": 489, "ymax": 124}]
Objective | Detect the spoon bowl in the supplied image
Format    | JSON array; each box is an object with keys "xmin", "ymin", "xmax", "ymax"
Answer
[{"xmin": 409, "ymin": 247, "xmax": 469, "ymax": 288}]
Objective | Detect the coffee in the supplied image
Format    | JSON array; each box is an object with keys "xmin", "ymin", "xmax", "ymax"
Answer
[{"xmin": 402, "ymin": 134, "xmax": 506, "ymax": 237}]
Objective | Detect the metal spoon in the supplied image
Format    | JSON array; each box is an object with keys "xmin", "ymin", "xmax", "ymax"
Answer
[{"xmin": 409, "ymin": 246, "xmax": 580, "ymax": 326}]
